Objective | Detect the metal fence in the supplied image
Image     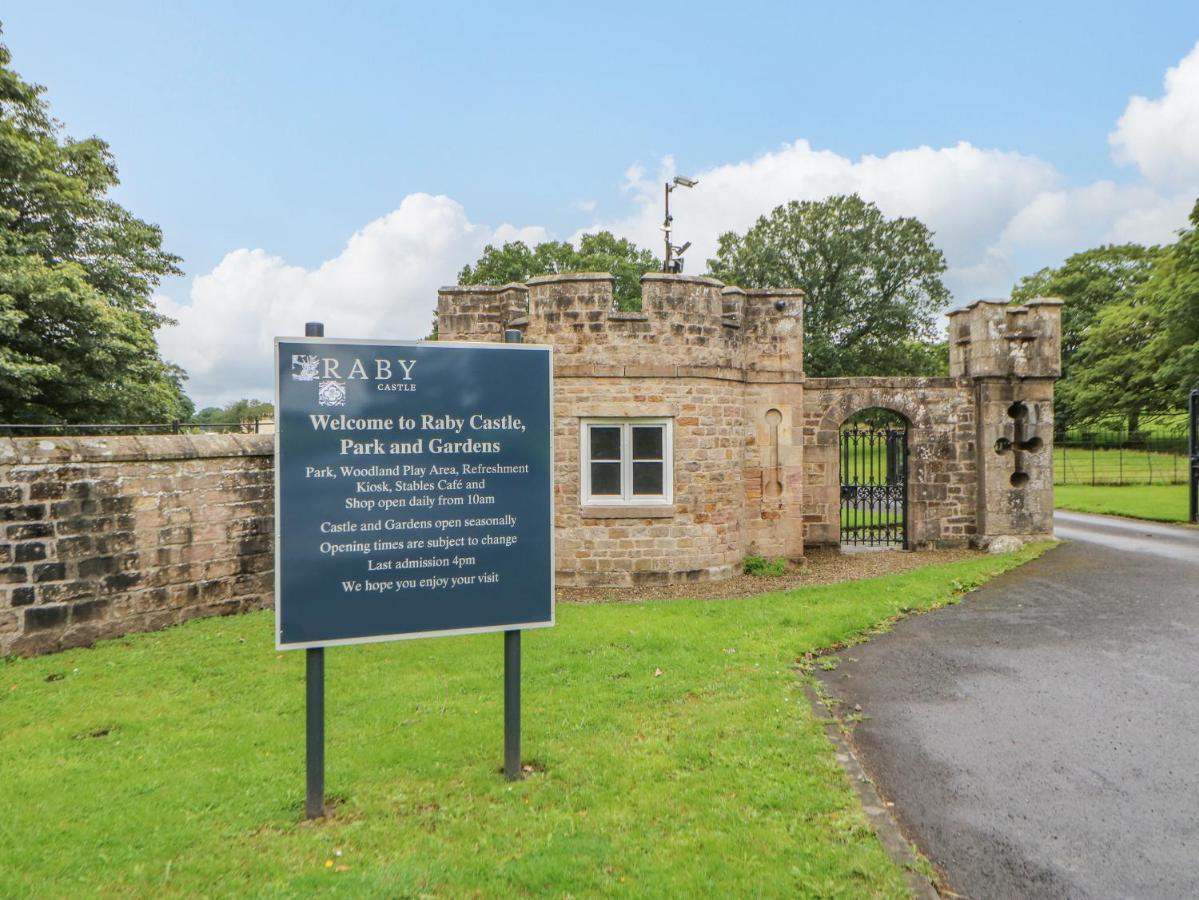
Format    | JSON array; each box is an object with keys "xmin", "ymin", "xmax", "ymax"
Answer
[
  {"xmin": 0, "ymin": 418, "xmax": 275, "ymax": 437},
  {"xmin": 1054, "ymin": 429, "xmax": 1190, "ymax": 485}
]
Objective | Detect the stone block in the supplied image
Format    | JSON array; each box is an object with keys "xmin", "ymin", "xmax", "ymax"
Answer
[
  {"xmin": 33, "ymin": 562, "xmax": 66, "ymax": 583},
  {"xmin": 0, "ymin": 565, "xmax": 28, "ymax": 584},
  {"xmin": 38, "ymin": 581, "xmax": 97, "ymax": 604},
  {"xmin": 14, "ymin": 543, "xmax": 46, "ymax": 563},
  {"xmin": 24, "ymin": 604, "xmax": 68, "ymax": 631}
]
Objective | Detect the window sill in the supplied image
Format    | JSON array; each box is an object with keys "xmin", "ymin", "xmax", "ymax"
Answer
[{"xmin": 580, "ymin": 504, "xmax": 675, "ymax": 519}]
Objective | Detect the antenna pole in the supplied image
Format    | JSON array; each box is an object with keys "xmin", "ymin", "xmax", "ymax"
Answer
[{"xmin": 663, "ymin": 182, "xmax": 672, "ymax": 273}]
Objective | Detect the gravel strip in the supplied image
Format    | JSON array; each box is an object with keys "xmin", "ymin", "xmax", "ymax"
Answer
[{"xmin": 557, "ymin": 547, "xmax": 984, "ymax": 604}]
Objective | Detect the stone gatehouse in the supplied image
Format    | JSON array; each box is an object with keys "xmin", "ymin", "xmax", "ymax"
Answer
[
  {"xmin": 0, "ymin": 272, "xmax": 1061, "ymax": 656},
  {"xmin": 437, "ymin": 273, "xmax": 1062, "ymax": 587}
]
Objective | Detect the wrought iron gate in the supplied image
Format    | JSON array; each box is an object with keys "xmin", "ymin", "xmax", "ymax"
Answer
[{"xmin": 840, "ymin": 422, "xmax": 908, "ymax": 547}]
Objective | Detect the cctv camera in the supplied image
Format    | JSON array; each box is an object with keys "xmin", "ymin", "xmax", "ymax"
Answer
[{"xmin": 672, "ymin": 175, "xmax": 698, "ymax": 188}]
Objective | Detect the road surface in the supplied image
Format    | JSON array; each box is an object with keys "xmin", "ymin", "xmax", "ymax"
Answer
[{"xmin": 816, "ymin": 511, "xmax": 1199, "ymax": 898}]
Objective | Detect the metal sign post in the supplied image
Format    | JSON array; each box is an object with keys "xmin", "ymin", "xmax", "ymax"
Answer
[
  {"xmin": 1189, "ymin": 388, "xmax": 1198, "ymax": 524},
  {"xmin": 305, "ymin": 636, "xmax": 325, "ymax": 818},
  {"xmin": 504, "ymin": 629, "xmax": 521, "ymax": 780},
  {"xmin": 502, "ymin": 327, "xmax": 523, "ymax": 782},
  {"xmin": 303, "ymin": 321, "xmax": 326, "ymax": 819},
  {"xmin": 274, "ymin": 327, "xmax": 553, "ymax": 817}
]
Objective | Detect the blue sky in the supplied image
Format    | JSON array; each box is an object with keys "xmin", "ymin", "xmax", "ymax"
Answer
[{"xmin": 3, "ymin": 2, "xmax": 1199, "ymax": 403}]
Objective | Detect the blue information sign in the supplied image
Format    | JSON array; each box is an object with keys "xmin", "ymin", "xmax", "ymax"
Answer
[{"xmin": 274, "ymin": 338, "xmax": 554, "ymax": 649}]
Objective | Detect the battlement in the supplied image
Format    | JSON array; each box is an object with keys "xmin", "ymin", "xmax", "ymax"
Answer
[
  {"xmin": 437, "ymin": 272, "xmax": 804, "ymax": 377},
  {"xmin": 435, "ymin": 282, "xmax": 528, "ymax": 343},
  {"xmin": 947, "ymin": 298, "xmax": 1063, "ymax": 379}
]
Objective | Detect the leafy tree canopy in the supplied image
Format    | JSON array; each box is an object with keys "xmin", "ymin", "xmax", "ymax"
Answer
[
  {"xmin": 1011, "ymin": 244, "xmax": 1160, "ymax": 369},
  {"xmin": 1057, "ymin": 292, "xmax": 1170, "ymax": 433},
  {"xmin": 1144, "ymin": 199, "xmax": 1199, "ymax": 404},
  {"xmin": 192, "ymin": 398, "xmax": 273, "ymax": 427},
  {"xmin": 707, "ymin": 194, "xmax": 950, "ymax": 377},
  {"xmin": 459, "ymin": 231, "xmax": 660, "ymax": 311},
  {"xmin": 1021, "ymin": 201, "xmax": 1199, "ymax": 432},
  {"xmin": 0, "ymin": 33, "xmax": 189, "ymax": 423},
  {"xmin": 1011, "ymin": 244, "xmax": 1161, "ymax": 430}
]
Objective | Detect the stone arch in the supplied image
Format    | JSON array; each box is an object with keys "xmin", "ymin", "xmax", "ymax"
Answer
[
  {"xmin": 815, "ymin": 391, "xmax": 934, "ymax": 447},
  {"xmin": 803, "ymin": 380, "xmax": 973, "ymax": 549}
]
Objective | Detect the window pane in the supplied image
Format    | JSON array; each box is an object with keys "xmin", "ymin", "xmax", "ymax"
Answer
[
  {"xmin": 632, "ymin": 426, "xmax": 663, "ymax": 460},
  {"xmin": 632, "ymin": 461, "xmax": 664, "ymax": 495},
  {"xmin": 589, "ymin": 426, "xmax": 621, "ymax": 461},
  {"xmin": 590, "ymin": 462, "xmax": 621, "ymax": 495}
]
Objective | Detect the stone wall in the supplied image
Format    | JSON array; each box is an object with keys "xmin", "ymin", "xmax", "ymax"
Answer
[
  {"xmin": 438, "ymin": 273, "xmax": 807, "ymax": 587},
  {"xmin": 0, "ymin": 435, "xmax": 273, "ymax": 656},
  {"xmin": 552, "ymin": 375, "xmax": 752, "ymax": 586},
  {"xmin": 801, "ymin": 378, "xmax": 978, "ymax": 548},
  {"xmin": 438, "ymin": 272, "xmax": 1063, "ymax": 581},
  {"xmin": 0, "ymin": 276, "xmax": 1064, "ymax": 655}
]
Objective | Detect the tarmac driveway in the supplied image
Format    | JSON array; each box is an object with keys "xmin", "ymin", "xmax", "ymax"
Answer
[{"xmin": 816, "ymin": 511, "xmax": 1199, "ymax": 899}]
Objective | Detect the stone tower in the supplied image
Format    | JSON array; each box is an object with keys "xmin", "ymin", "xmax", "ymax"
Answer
[{"xmin": 948, "ymin": 298, "xmax": 1063, "ymax": 548}]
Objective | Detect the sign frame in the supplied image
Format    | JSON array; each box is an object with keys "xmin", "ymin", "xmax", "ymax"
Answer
[{"xmin": 272, "ymin": 335, "xmax": 555, "ymax": 652}]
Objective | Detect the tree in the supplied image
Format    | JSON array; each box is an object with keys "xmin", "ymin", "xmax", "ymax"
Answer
[
  {"xmin": 1143, "ymin": 199, "xmax": 1199, "ymax": 406},
  {"xmin": 1057, "ymin": 296, "xmax": 1169, "ymax": 434},
  {"xmin": 459, "ymin": 231, "xmax": 660, "ymax": 311},
  {"xmin": 707, "ymin": 194, "xmax": 950, "ymax": 376},
  {"xmin": 193, "ymin": 398, "xmax": 273, "ymax": 429},
  {"xmin": 1010, "ymin": 209, "xmax": 1199, "ymax": 432},
  {"xmin": 1011, "ymin": 244, "xmax": 1160, "ymax": 429},
  {"xmin": 0, "ymin": 33, "xmax": 189, "ymax": 423}
]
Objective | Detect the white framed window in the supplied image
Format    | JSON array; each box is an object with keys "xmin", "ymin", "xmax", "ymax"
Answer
[{"xmin": 580, "ymin": 418, "xmax": 673, "ymax": 506}]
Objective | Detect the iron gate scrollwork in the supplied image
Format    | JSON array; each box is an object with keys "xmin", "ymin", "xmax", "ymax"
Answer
[{"xmin": 840, "ymin": 421, "xmax": 908, "ymax": 547}]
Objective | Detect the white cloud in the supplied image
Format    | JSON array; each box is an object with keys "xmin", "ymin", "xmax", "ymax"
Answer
[
  {"xmin": 998, "ymin": 182, "xmax": 1191, "ymax": 253},
  {"xmin": 578, "ymin": 140, "xmax": 1062, "ymax": 300},
  {"xmin": 162, "ymin": 44, "xmax": 1199, "ymax": 405},
  {"xmin": 156, "ymin": 193, "xmax": 547, "ymax": 406},
  {"xmin": 1110, "ymin": 40, "xmax": 1199, "ymax": 189},
  {"xmin": 579, "ymin": 57, "xmax": 1199, "ymax": 303}
]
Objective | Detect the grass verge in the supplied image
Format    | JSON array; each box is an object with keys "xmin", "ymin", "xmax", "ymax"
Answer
[
  {"xmin": 1055, "ymin": 483, "xmax": 1193, "ymax": 523},
  {"xmin": 0, "ymin": 545, "xmax": 1048, "ymax": 897}
]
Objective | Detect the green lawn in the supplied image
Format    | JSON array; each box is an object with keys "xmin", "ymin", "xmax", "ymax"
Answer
[
  {"xmin": 1054, "ymin": 446, "xmax": 1189, "ymax": 485},
  {"xmin": 0, "ymin": 547, "xmax": 1047, "ymax": 898},
  {"xmin": 1055, "ymin": 484, "xmax": 1193, "ymax": 523}
]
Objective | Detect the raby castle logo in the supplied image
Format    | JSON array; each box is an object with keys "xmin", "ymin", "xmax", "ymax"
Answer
[{"xmin": 291, "ymin": 354, "xmax": 417, "ymax": 406}]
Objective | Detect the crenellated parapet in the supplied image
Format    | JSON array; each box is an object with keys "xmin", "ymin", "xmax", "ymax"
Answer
[
  {"xmin": 437, "ymin": 273, "xmax": 803, "ymax": 379},
  {"xmin": 741, "ymin": 288, "xmax": 804, "ymax": 378},
  {"xmin": 435, "ymin": 282, "xmax": 529, "ymax": 343},
  {"xmin": 948, "ymin": 298, "xmax": 1063, "ymax": 380}
]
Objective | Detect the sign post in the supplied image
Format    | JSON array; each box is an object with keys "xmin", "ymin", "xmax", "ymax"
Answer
[
  {"xmin": 501, "ymin": 326, "xmax": 525, "ymax": 782},
  {"xmin": 275, "ymin": 330, "xmax": 554, "ymax": 817},
  {"xmin": 1189, "ymin": 387, "xmax": 1198, "ymax": 524},
  {"xmin": 303, "ymin": 321, "xmax": 326, "ymax": 819},
  {"xmin": 504, "ymin": 629, "xmax": 521, "ymax": 779}
]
